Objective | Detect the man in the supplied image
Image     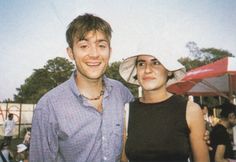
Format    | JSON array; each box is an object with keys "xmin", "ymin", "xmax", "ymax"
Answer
[
  {"xmin": 210, "ymin": 102, "xmax": 236, "ymax": 162},
  {"xmin": 23, "ymin": 127, "xmax": 31, "ymax": 150},
  {"xmin": 29, "ymin": 13, "xmax": 133, "ymax": 162},
  {"xmin": 3, "ymin": 113, "xmax": 15, "ymax": 145}
]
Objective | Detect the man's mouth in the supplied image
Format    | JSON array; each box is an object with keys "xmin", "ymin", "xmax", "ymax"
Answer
[{"xmin": 86, "ymin": 62, "xmax": 101, "ymax": 66}]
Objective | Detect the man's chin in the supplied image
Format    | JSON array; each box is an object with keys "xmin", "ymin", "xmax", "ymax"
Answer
[{"xmin": 86, "ymin": 72, "xmax": 105, "ymax": 80}]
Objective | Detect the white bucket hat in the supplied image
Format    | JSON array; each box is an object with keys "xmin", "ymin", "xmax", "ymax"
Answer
[
  {"xmin": 119, "ymin": 43, "xmax": 186, "ymax": 86},
  {"xmin": 17, "ymin": 144, "xmax": 27, "ymax": 153}
]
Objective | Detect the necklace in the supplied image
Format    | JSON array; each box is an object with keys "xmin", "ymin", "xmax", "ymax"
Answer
[{"xmin": 81, "ymin": 90, "xmax": 104, "ymax": 100}]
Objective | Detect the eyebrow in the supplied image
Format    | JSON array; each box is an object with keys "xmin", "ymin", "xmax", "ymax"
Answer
[
  {"xmin": 79, "ymin": 38, "xmax": 108, "ymax": 43},
  {"xmin": 136, "ymin": 58, "xmax": 158, "ymax": 62}
]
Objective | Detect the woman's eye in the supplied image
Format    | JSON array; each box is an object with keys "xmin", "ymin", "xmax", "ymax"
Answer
[
  {"xmin": 138, "ymin": 62, "xmax": 145, "ymax": 67},
  {"xmin": 153, "ymin": 61, "xmax": 160, "ymax": 65}
]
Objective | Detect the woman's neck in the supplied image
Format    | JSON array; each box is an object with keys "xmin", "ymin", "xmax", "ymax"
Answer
[{"xmin": 141, "ymin": 89, "xmax": 172, "ymax": 103}]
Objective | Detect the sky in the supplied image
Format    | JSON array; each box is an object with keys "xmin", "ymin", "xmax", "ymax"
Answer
[{"xmin": 0, "ymin": 0, "xmax": 236, "ymax": 101}]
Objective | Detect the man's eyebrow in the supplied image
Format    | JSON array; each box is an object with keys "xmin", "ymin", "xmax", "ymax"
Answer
[
  {"xmin": 96, "ymin": 39, "xmax": 109, "ymax": 43},
  {"xmin": 77, "ymin": 39, "xmax": 108, "ymax": 43}
]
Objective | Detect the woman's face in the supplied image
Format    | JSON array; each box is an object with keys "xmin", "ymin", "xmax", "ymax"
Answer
[{"xmin": 136, "ymin": 55, "xmax": 169, "ymax": 91}]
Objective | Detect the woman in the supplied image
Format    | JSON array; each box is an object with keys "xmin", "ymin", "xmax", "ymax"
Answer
[
  {"xmin": 0, "ymin": 142, "xmax": 13, "ymax": 162},
  {"xmin": 119, "ymin": 46, "xmax": 210, "ymax": 162}
]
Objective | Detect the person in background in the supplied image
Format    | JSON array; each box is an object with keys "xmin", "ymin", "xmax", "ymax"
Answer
[
  {"xmin": 3, "ymin": 113, "xmax": 15, "ymax": 145},
  {"xmin": 210, "ymin": 101, "xmax": 236, "ymax": 162},
  {"xmin": 119, "ymin": 45, "xmax": 210, "ymax": 162},
  {"xmin": 29, "ymin": 13, "xmax": 133, "ymax": 162},
  {"xmin": 15, "ymin": 144, "xmax": 28, "ymax": 162},
  {"xmin": 0, "ymin": 142, "xmax": 14, "ymax": 162},
  {"xmin": 201, "ymin": 104, "xmax": 213, "ymax": 132},
  {"xmin": 22, "ymin": 127, "xmax": 31, "ymax": 151}
]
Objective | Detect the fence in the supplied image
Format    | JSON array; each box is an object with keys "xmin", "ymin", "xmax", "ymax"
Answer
[{"xmin": 0, "ymin": 103, "xmax": 35, "ymax": 139}]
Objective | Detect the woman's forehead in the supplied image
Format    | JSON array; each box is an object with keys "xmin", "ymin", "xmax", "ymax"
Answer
[{"xmin": 137, "ymin": 55, "xmax": 157, "ymax": 61}]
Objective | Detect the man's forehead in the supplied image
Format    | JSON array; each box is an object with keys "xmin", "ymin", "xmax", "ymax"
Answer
[{"xmin": 77, "ymin": 31, "xmax": 108, "ymax": 43}]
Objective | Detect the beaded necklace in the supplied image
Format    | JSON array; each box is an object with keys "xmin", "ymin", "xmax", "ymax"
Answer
[{"xmin": 81, "ymin": 90, "xmax": 105, "ymax": 100}]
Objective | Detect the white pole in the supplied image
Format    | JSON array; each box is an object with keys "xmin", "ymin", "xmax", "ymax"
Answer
[{"xmin": 138, "ymin": 86, "xmax": 142, "ymax": 98}]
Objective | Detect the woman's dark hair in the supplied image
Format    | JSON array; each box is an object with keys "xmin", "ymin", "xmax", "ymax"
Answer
[{"xmin": 0, "ymin": 142, "xmax": 8, "ymax": 150}]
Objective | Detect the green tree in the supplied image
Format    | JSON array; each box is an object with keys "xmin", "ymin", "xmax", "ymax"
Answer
[
  {"xmin": 14, "ymin": 57, "xmax": 74, "ymax": 103},
  {"xmin": 201, "ymin": 48, "xmax": 234, "ymax": 62},
  {"xmin": 179, "ymin": 41, "xmax": 234, "ymax": 71},
  {"xmin": 105, "ymin": 61, "xmax": 138, "ymax": 97}
]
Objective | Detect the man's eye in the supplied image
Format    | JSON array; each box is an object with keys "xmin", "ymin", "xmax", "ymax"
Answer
[
  {"xmin": 98, "ymin": 42, "xmax": 108, "ymax": 48},
  {"xmin": 99, "ymin": 45, "xmax": 106, "ymax": 48},
  {"xmin": 80, "ymin": 45, "xmax": 88, "ymax": 49}
]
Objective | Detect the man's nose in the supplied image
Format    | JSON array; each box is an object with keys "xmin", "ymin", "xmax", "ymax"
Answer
[{"xmin": 88, "ymin": 45, "xmax": 99, "ymax": 57}]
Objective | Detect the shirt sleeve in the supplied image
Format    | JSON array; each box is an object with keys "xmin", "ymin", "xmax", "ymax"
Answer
[
  {"xmin": 121, "ymin": 84, "xmax": 134, "ymax": 103},
  {"xmin": 214, "ymin": 128, "xmax": 228, "ymax": 145},
  {"xmin": 3, "ymin": 120, "xmax": 6, "ymax": 129},
  {"xmin": 29, "ymin": 99, "xmax": 59, "ymax": 162}
]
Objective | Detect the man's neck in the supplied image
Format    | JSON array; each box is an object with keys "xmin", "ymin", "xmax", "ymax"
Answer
[
  {"xmin": 219, "ymin": 120, "xmax": 230, "ymax": 128},
  {"xmin": 75, "ymin": 72, "xmax": 104, "ymax": 98}
]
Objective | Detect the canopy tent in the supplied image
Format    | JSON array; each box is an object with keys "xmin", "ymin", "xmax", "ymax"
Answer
[{"xmin": 167, "ymin": 57, "xmax": 236, "ymax": 102}]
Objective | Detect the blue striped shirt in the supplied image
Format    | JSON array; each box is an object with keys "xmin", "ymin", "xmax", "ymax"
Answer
[{"xmin": 29, "ymin": 73, "xmax": 133, "ymax": 162}]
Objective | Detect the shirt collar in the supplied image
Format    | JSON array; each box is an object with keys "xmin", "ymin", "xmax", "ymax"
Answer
[{"xmin": 68, "ymin": 71, "xmax": 113, "ymax": 100}]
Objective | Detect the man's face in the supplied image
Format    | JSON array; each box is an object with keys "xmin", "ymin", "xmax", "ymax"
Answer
[
  {"xmin": 202, "ymin": 106, "xmax": 208, "ymax": 115},
  {"xmin": 67, "ymin": 31, "xmax": 111, "ymax": 80},
  {"xmin": 228, "ymin": 112, "xmax": 236, "ymax": 127},
  {"xmin": 9, "ymin": 115, "xmax": 13, "ymax": 120}
]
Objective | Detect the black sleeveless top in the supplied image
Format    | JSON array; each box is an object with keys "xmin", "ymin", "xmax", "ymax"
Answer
[{"xmin": 125, "ymin": 95, "xmax": 190, "ymax": 162}]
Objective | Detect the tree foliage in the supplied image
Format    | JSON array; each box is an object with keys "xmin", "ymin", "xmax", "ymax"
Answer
[
  {"xmin": 179, "ymin": 41, "xmax": 234, "ymax": 71},
  {"xmin": 14, "ymin": 57, "xmax": 75, "ymax": 103},
  {"xmin": 105, "ymin": 61, "xmax": 138, "ymax": 97}
]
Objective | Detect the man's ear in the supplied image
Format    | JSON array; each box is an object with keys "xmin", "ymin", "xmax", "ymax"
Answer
[
  {"xmin": 67, "ymin": 47, "xmax": 74, "ymax": 60},
  {"xmin": 109, "ymin": 47, "xmax": 112, "ymax": 59}
]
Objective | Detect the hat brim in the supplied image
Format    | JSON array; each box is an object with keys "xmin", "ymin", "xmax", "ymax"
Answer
[
  {"xmin": 119, "ymin": 54, "xmax": 186, "ymax": 87},
  {"xmin": 17, "ymin": 144, "xmax": 27, "ymax": 153}
]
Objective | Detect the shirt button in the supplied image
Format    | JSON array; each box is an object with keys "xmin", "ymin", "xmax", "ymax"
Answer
[
  {"xmin": 103, "ymin": 156, "xmax": 107, "ymax": 160},
  {"xmin": 102, "ymin": 136, "xmax": 106, "ymax": 141}
]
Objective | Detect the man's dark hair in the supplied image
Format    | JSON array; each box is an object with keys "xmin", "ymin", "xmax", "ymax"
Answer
[
  {"xmin": 8, "ymin": 113, "xmax": 13, "ymax": 119},
  {"xmin": 66, "ymin": 13, "xmax": 112, "ymax": 48},
  {"xmin": 219, "ymin": 101, "xmax": 236, "ymax": 118}
]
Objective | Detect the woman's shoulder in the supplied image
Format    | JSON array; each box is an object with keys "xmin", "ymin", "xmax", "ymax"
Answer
[{"xmin": 186, "ymin": 100, "xmax": 204, "ymax": 126}]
